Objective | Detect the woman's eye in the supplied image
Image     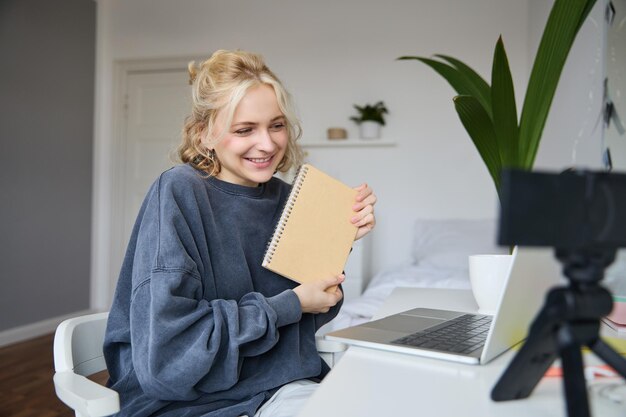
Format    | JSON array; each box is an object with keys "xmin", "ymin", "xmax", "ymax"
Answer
[
  {"xmin": 235, "ymin": 128, "xmax": 253, "ymax": 135},
  {"xmin": 270, "ymin": 123, "xmax": 286, "ymax": 131}
]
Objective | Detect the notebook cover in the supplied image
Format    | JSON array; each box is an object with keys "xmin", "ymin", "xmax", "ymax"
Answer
[{"xmin": 262, "ymin": 164, "xmax": 358, "ymax": 286}]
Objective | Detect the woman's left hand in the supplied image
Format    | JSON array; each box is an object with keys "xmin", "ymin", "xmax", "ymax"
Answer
[{"xmin": 351, "ymin": 183, "xmax": 377, "ymax": 241}]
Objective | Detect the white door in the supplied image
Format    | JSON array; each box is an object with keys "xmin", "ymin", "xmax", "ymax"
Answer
[{"xmin": 111, "ymin": 68, "xmax": 191, "ymax": 300}]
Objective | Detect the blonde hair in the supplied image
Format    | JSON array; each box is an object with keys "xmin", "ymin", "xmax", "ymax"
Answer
[{"xmin": 178, "ymin": 50, "xmax": 303, "ymax": 176}]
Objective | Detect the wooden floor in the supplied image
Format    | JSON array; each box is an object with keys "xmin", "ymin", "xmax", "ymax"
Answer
[{"xmin": 0, "ymin": 334, "xmax": 108, "ymax": 417}]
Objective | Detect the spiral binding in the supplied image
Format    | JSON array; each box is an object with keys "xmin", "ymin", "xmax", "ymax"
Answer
[{"xmin": 262, "ymin": 165, "xmax": 310, "ymax": 266}]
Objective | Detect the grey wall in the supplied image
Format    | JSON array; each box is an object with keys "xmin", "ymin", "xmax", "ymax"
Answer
[{"xmin": 0, "ymin": 0, "xmax": 95, "ymax": 331}]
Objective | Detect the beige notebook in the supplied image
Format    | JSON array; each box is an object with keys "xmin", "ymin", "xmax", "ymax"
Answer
[{"xmin": 262, "ymin": 164, "xmax": 358, "ymax": 287}]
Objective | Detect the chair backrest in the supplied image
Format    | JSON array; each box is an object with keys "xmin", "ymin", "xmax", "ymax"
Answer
[{"xmin": 54, "ymin": 312, "xmax": 109, "ymax": 377}]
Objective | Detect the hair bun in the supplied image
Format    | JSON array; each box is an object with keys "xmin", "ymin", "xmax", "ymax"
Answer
[{"xmin": 188, "ymin": 61, "xmax": 198, "ymax": 85}]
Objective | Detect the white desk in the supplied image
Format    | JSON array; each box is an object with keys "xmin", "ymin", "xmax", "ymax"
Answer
[{"xmin": 299, "ymin": 287, "xmax": 626, "ymax": 417}]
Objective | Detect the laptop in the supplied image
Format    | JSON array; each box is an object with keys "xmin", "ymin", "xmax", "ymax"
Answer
[{"xmin": 326, "ymin": 247, "xmax": 562, "ymax": 365}]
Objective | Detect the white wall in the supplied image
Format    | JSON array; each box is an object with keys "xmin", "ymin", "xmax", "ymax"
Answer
[
  {"xmin": 605, "ymin": 0, "xmax": 626, "ymax": 170},
  {"xmin": 94, "ymin": 0, "xmax": 606, "ymax": 298}
]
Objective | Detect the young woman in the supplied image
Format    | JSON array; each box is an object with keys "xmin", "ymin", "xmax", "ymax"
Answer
[{"xmin": 103, "ymin": 50, "xmax": 377, "ymax": 417}]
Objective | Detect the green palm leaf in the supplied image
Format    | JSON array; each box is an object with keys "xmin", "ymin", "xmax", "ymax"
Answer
[
  {"xmin": 491, "ymin": 36, "xmax": 519, "ymax": 168},
  {"xmin": 576, "ymin": 0, "xmax": 598, "ymax": 33},
  {"xmin": 398, "ymin": 56, "xmax": 492, "ymax": 118},
  {"xmin": 453, "ymin": 95, "xmax": 501, "ymax": 193},
  {"xmin": 435, "ymin": 54, "xmax": 492, "ymax": 117}
]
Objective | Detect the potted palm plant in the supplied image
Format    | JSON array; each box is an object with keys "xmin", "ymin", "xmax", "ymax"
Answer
[
  {"xmin": 398, "ymin": 0, "xmax": 596, "ymax": 201},
  {"xmin": 350, "ymin": 101, "xmax": 388, "ymax": 139},
  {"xmin": 398, "ymin": 0, "xmax": 597, "ymax": 312}
]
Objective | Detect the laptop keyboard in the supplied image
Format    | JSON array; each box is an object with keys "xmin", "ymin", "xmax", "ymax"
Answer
[{"xmin": 391, "ymin": 314, "xmax": 492, "ymax": 354}]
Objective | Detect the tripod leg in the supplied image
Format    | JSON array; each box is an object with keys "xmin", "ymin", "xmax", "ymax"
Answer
[
  {"xmin": 589, "ymin": 338, "xmax": 626, "ymax": 380},
  {"xmin": 559, "ymin": 326, "xmax": 591, "ymax": 417},
  {"xmin": 491, "ymin": 325, "xmax": 557, "ymax": 401},
  {"xmin": 492, "ymin": 299, "xmax": 562, "ymax": 401}
]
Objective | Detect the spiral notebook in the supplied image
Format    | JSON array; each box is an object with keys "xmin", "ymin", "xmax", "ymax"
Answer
[{"xmin": 262, "ymin": 164, "xmax": 358, "ymax": 287}]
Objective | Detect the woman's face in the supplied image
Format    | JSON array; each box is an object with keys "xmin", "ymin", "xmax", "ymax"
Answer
[{"xmin": 206, "ymin": 84, "xmax": 289, "ymax": 187}]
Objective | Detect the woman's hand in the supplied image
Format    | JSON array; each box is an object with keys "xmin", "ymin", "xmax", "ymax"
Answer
[
  {"xmin": 352, "ymin": 183, "xmax": 377, "ymax": 241},
  {"xmin": 293, "ymin": 274, "xmax": 344, "ymax": 314}
]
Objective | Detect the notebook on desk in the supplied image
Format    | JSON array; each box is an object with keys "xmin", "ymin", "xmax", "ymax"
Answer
[{"xmin": 326, "ymin": 247, "xmax": 562, "ymax": 365}]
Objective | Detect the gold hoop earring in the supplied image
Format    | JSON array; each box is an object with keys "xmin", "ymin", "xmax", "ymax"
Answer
[{"xmin": 206, "ymin": 148, "xmax": 220, "ymax": 176}]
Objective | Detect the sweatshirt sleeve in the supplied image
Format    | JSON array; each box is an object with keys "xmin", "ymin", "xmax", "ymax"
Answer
[{"xmin": 128, "ymin": 175, "xmax": 302, "ymax": 401}]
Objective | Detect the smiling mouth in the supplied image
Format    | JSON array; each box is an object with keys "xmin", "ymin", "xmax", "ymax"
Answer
[{"xmin": 245, "ymin": 156, "xmax": 273, "ymax": 163}]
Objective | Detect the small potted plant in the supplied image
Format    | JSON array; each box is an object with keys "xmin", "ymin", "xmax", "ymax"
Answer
[{"xmin": 350, "ymin": 101, "xmax": 388, "ymax": 139}]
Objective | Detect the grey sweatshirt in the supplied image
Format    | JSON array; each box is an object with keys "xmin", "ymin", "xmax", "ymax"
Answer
[{"xmin": 103, "ymin": 164, "xmax": 342, "ymax": 417}]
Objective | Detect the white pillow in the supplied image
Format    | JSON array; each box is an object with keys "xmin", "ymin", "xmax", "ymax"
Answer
[{"xmin": 412, "ymin": 218, "xmax": 506, "ymax": 270}]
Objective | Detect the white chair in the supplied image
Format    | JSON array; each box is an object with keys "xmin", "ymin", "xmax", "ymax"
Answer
[
  {"xmin": 53, "ymin": 312, "xmax": 346, "ymax": 417},
  {"xmin": 53, "ymin": 312, "xmax": 119, "ymax": 417}
]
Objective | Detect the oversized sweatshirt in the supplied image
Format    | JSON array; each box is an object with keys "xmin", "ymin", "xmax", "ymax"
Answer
[{"xmin": 103, "ymin": 164, "xmax": 342, "ymax": 417}]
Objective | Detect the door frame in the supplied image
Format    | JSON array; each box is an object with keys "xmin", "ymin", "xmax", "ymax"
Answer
[{"xmin": 91, "ymin": 56, "xmax": 200, "ymax": 311}]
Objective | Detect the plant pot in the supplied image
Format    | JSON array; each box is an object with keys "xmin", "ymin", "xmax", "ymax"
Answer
[
  {"xmin": 468, "ymin": 254, "xmax": 513, "ymax": 315},
  {"xmin": 358, "ymin": 121, "xmax": 381, "ymax": 139}
]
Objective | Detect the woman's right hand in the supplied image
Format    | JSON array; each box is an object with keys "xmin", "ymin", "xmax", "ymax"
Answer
[{"xmin": 293, "ymin": 274, "xmax": 344, "ymax": 314}]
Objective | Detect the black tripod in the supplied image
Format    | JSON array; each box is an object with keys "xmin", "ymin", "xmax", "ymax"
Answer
[{"xmin": 491, "ymin": 248, "xmax": 626, "ymax": 417}]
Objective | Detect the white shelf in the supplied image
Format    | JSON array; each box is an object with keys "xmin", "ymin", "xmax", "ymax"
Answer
[{"xmin": 300, "ymin": 139, "xmax": 396, "ymax": 148}]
